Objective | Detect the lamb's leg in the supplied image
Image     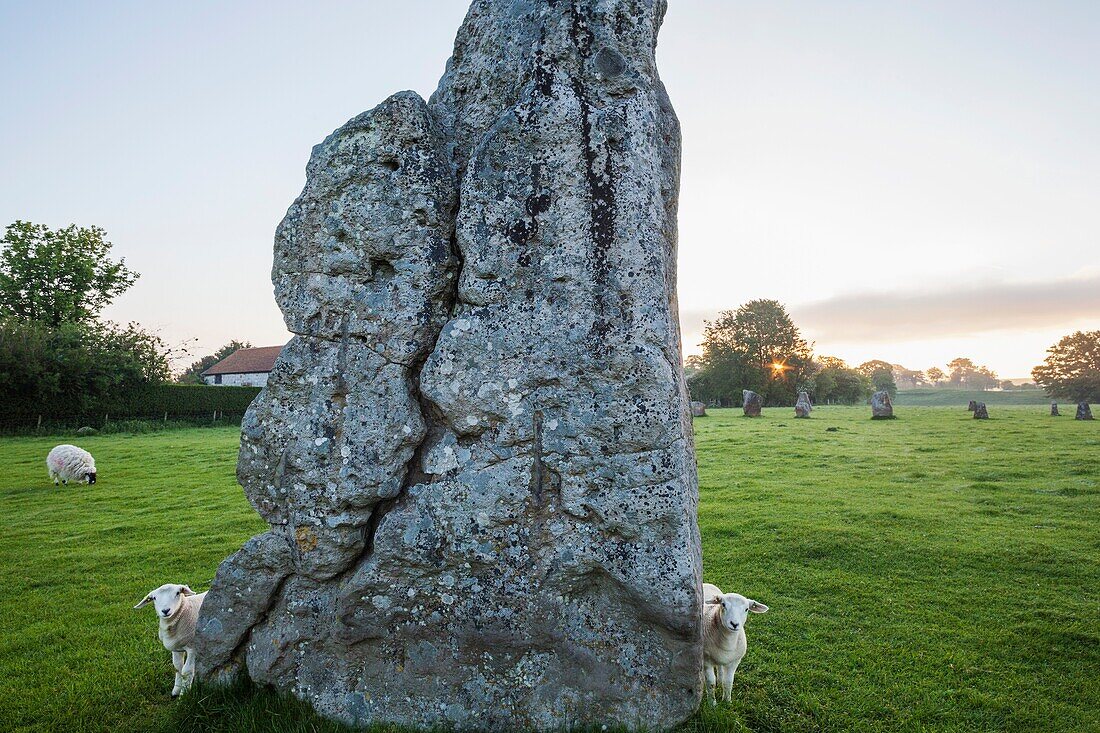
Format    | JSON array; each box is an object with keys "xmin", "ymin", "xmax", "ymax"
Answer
[
  {"xmin": 171, "ymin": 651, "xmax": 186, "ymax": 696},
  {"xmin": 180, "ymin": 648, "xmax": 196, "ymax": 694},
  {"xmin": 721, "ymin": 661, "xmax": 739, "ymax": 702},
  {"xmin": 704, "ymin": 664, "xmax": 717, "ymax": 705}
]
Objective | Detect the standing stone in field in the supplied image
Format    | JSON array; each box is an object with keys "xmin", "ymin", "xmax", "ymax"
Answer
[
  {"xmin": 870, "ymin": 390, "xmax": 895, "ymax": 419},
  {"xmin": 1051, "ymin": 402, "xmax": 1060, "ymax": 416},
  {"xmin": 691, "ymin": 401, "xmax": 707, "ymax": 417},
  {"xmin": 194, "ymin": 2, "xmax": 703, "ymax": 731},
  {"xmin": 794, "ymin": 391, "xmax": 812, "ymax": 418},
  {"xmin": 973, "ymin": 402, "xmax": 989, "ymax": 419},
  {"xmin": 742, "ymin": 390, "xmax": 763, "ymax": 417},
  {"xmin": 1077, "ymin": 402, "xmax": 1094, "ymax": 420},
  {"xmin": 967, "ymin": 400, "xmax": 977, "ymax": 412}
]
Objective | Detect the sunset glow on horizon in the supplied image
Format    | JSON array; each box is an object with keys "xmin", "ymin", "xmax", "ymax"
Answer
[{"xmin": 1, "ymin": 1, "xmax": 1096, "ymax": 377}]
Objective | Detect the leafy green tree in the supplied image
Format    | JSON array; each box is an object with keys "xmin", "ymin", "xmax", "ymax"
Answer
[
  {"xmin": 969, "ymin": 366, "xmax": 999, "ymax": 390},
  {"xmin": 871, "ymin": 368, "xmax": 898, "ymax": 397},
  {"xmin": 177, "ymin": 340, "xmax": 253, "ymax": 384},
  {"xmin": 688, "ymin": 300, "xmax": 812, "ymax": 406},
  {"xmin": 856, "ymin": 360, "xmax": 897, "ymax": 396},
  {"xmin": 925, "ymin": 366, "xmax": 946, "ymax": 386},
  {"xmin": 812, "ymin": 366, "xmax": 837, "ymax": 403},
  {"xmin": 1032, "ymin": 330, "xmax": 1100, "ymax": 402},
  {"xmin": 832, "ymin": 369, "xmax": 872, "ymax": 404},
  {"xmin": 0, "ymin": 317, "xmax": 171, "ymax": 416},
  {"xmin": 857, "ymin": 360, "xmax": 893, "ymax": 378},
  {"xmin": 947, "ymin": 358, "xmax": 977, "ymax": 387},
  {"xmin": 893, "ymin": 366, "xmax": 926, "ymax": 389},
  {"xmin": 811, "ymin": 356, "xmax": 871, "ymax": 405},
  {"xmin": 947, "ymin": 357, "xmax": 998, "ymax": 390},
  {"xmin": 0, "ymin": 221, "xmax": 138, "ymax": 327}
]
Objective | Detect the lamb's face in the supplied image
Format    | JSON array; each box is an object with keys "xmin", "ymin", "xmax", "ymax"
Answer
[
  {"xmin": 85, "ymin": 472, "xmax": 96, "ymax": 485},
  {"xmin": 134, "ymin": 583, "xmax": 194, "ymax": 618},
  {"xmin": 710, "ymin": 592, "xmax": 768, "ymax": 632}
]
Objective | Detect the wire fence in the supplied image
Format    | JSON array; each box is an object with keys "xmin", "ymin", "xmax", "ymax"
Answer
[{"xmin": 0, "ymin": 410, "xmax": 248, "ymax": 436}]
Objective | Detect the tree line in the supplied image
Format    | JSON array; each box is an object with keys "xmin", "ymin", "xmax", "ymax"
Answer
[
  {"xmin": 685, "ymin": 300, "xmax": 882, "ymax": 406},
  {"xmin": 0, "ymin": 220, "xmax": 251, "ymax": 418},
  {"xmin": 687, "ymin": 300, "xmax": 1100, "ymax": 406}
]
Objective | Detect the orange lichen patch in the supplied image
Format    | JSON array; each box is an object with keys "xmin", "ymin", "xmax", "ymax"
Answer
[{"xmin": 295, "ymin": 526, "xmax": 318, "ymax": 552}]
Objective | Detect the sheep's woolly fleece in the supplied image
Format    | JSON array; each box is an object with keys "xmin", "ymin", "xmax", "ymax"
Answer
[{"xmin": 46, "ymin": 444, "xmax": 96, "ymax": 484}]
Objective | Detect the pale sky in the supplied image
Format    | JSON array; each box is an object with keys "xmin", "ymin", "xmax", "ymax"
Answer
[{"xmin": 2, "ymin": 1, "xmax": 1097, "ymax": 378}]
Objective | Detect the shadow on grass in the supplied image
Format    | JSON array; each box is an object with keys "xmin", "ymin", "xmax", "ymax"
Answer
[
  {"xmin": 162, "ymin": 677, "xmax": 359, "ymax": 733},
  {"xmin": 163, "ymin": 676, "xmax": 752, "ymax": 733}
]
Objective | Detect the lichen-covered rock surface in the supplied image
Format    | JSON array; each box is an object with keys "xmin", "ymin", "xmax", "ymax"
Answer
[
  {"xmin": 871, "ymin": 390, "xmax": 895, "ymax": 419},
  {"xmin": 794, "ymin": 392, "xmax": 812, "ymax": 418},
  {"xmin": 742, "ymin": 390, "xmax": 762, "ymax": 417},
  {"xmin": 194, "ymin": 1, "xmax": 703, "ymax": 730}
]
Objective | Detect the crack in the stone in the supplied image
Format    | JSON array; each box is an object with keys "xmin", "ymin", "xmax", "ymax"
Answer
[
  {"xmin": 565, "ymin": 3, "xmax": 617, "ymax": 353},
  {"xmin": 215, "ymin": 108, "xmax": 467, "ymax": 670},
  {"xmin": 338, "ymin": 156, "xmax": 466, "ymax": 578}
]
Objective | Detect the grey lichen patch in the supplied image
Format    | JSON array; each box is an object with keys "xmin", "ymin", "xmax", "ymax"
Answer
[{"xmin": 195, "ymin": 1, "xmax": 702, "ymax": 730}]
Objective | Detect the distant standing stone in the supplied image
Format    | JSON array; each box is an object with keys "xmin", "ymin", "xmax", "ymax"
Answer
[
  {"xmin": 973, "ymin": 402, "xmax": 989, "ymax": 419},
  {"xmin": 691, "ymin": 401, "xmax": 707, "ymax": 417},
  {"xmin": 967, "ymin": 400, "xmax": 977, "ymax": 412},
  {"xmin": 794, "ymin": 391, "xmax": 812, "ymax": 418},
  {"xmin": 1077, "ymin": 402, "xmax": 1094, "ymax": 420},
  {"xmin": 1051, "ymin": 402, "xmax": 1060, "ymax": 417},
  {"xmin": 743, "ymin": 390, "xmax": 763, "ymax": 417},
  {"xmin": 870, "ymin": 390, "xmax": 895, "ymax": 419}
]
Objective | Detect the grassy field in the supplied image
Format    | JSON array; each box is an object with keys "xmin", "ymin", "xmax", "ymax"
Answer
[
  {"xmin": 1, "ymin": 407, "xmax": 1097, "ymax": 732},
  {"xmin": 892, "ymin": 388, "xmax": 1052, "ymax": 406}
]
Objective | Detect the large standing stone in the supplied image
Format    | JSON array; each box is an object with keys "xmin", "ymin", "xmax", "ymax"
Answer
[
  {"xmin": 742, "ymin": 390, "xmax": 762, "ymax": 417},
  {"xmin": 870, "ymin": 390, "xmax": 894, "ymax": 419},
  {"xmin": 1051, "ymin": 402, "xmax": 1060, "ymax": 416},
  {"xmin": 194, "ymin": 2, "xmax": 703, "ymax": 730},
  {"xmin": 691, "ymin": 401, "xmax": 707, "ymax": 417},
  {"xmin": 973, "ymin": 402, "xmax": 989, "ymax": 419},
  {"xmin": 1077, "ymin": 402, "xmax": 1094, "ymax": 420},
  {"xmin": 794, "ymin": 391, "xmax": 812, "ymax": 418}
]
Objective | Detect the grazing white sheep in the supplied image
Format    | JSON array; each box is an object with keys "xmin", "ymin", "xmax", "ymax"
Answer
[
  {"xmin": 46, "ymin": 444, "xmax": 97, "ymax": 486},
  {"xmin": 134, "ymin": 584, "xmax": 206, "ymax": 696},
  {"xmin": 702, "ymin": 582, "xmax": 769, "ymax": 704}
]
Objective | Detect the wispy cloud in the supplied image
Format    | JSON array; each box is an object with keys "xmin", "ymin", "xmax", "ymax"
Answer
[
  {"xmin": 793, "ymin": 275, "xmax": 1100, "ymax": 342},
  {"xmin": 679, "ymin": 275, "xmax": 1100, "ymax": 349}
]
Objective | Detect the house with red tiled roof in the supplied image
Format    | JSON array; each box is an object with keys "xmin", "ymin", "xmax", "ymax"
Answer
[{"xmin": 201, "ymin": 345, "xmax": 284, "ymax": 387}]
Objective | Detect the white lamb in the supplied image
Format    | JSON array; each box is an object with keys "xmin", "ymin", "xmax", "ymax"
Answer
[
  {"xmin": 702, "ymin": 582, "xmax": 769, "ymax": 704},
  {"xmin": 134, "ymin": 584, "xmax": 207, "ymax": 696},
  {"xmin": 46, "ymin": 444, "xmax": 97, "ymax": 485}
]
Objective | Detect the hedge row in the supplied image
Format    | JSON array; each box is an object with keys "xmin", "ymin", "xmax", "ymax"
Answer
[{"xmin": 8, "ymin": 383, "xmax": 262, "ymax": 421}]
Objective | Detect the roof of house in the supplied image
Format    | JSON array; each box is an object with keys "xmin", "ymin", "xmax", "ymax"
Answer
[{"xmin": 201, "ymin": 345, "xmax": 284, "ymax": 376}]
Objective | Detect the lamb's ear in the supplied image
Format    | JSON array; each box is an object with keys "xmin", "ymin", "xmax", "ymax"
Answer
[
  {"xmin": 707, "ymin": 596, "xmax": 724, "ymax": 605},
  {"xmin": 134, "ymin": 595, "xmax": 152, "ymax": 609},
  {"xmin": 180, "ymin": 585, "xmax": 195, "ymax": 596},
  {"xmin": 748, "ymin": 600, "xmax": 769, "ymax": 614}
]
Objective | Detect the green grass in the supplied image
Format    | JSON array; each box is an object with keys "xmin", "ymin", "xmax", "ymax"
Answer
[
  {"xmin": 1, "ymin": 408, "xmax": 1097, "ymax": 732},
  {"xmin": 893, "ymin": 388, "xmax": 1052, "ymax": 406},
  {"xmin": 0, "ymin": 429, "xmax": 266, "ymax": 732}
]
